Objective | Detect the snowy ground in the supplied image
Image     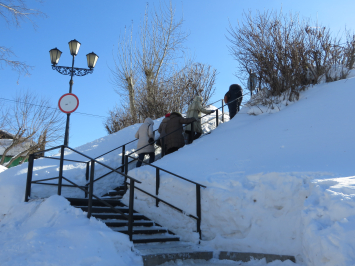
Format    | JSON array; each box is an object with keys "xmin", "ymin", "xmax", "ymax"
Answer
[
  {"xmin": 0, "ymin": 195, "xmax": 142, "ymax": 266},
  {"xmin": 160, "ymin": 258, "xmax": 300, "ymax": 266},
  {"xmin": 1, "ymin": 72, "xmax": 355, "ymax": 265}
]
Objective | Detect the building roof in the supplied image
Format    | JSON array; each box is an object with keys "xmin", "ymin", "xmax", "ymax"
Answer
[
  {"xmin": 0, "ymin": 139, "xmax": 33, "ymax": 156},
  {"xmin": 0, "ymin": 130, "xmax": 14, "ymax": 139}
]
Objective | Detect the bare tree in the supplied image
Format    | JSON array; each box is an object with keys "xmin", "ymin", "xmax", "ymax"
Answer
[
  {"xmin": 166, "ymin": 63, "xmax": 217, "ymax": 112},
  {"xmin": 110, "ymin": 24, "xmax": 138, "ymax": 124},
  {"xmin": 227, "ymin": 10, "xmax": 351, "ymax": 105},
  {"xmin": 0, "ymin": 0, "xmax": 45, "ymax": 82},
  {"xmin": 343, "ymin": 32, "xmax": 355, "ymax": 70},
  {"xmin": 0, "ymin": 91, "xmax": 64, "ymax": 167},
  {"xmin": 0, "ymin": 46, "xmax": 33, "ymax": 81},
  {"xmin": 107, "ymin": 1, "xmax": 217, "ymax": 133},
  {"xmin": 104, "ymin": 105, "xmax": 135, "ymax": 134}
]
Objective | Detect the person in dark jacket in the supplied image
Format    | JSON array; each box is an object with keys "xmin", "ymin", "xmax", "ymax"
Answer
[
  {"xmin": 165, "ymin": 112, "xmax": 196, "ymax": 155},
  {"xmin": 224, "ymin": 84, "xmax": 243, "ymax": 119},
  {"xmin": 157, "ymin": 113, "xmax": 170, "ymax": 152}
]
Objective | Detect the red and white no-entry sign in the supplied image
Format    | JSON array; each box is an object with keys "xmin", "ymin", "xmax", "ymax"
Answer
[{"xmin": 58, "ymin": 93, "xmax": 79, "ymax": 114}]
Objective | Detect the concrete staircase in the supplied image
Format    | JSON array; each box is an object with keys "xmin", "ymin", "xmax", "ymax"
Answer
[{"xmin": 66, "ymin": 186, "xmax": 180, "ymax": 244}]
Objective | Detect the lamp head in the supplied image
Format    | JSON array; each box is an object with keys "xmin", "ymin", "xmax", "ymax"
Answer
[
  {"xmin": 68, "ymin": 39, "xmax": 81, "ymax": 56},
  {"xmin": 86, "ymin": 52, "xmax": 99, "ymax": 69},
  {"xmin": 49, "ymin": 48, "xmax": 62, "ymax": 65}
]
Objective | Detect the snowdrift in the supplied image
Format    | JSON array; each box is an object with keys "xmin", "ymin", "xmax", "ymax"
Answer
[{"xmin": 0, "ymin": 195, "xmax": 142, "ymax": 266}]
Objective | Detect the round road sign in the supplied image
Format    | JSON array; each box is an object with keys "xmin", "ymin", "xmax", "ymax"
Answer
[{"xmin": 58, "ymin": 93, "xmax": 79, "ymax": 114}]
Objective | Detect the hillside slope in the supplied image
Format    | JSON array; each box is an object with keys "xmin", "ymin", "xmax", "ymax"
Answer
[
  {"xmin": 124, "ymin": 75, "xmax": 355, "ymax": 266},
  {"xmin": 149, "ymin": 76, "xmax": 355, "ymax": 177}
]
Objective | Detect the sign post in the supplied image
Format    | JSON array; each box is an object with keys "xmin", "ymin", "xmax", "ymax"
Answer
[
  {"xmin": 248, "ymin": 72, "xmax": 257, "ymax": 97},
  {"xmin": 58, "ymin": 93, "xmax": 79, "ymax": 146}
]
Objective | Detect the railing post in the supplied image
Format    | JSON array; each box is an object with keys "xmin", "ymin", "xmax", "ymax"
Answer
[
  {"xmin": 85, "ymin": 161, "xmax": 90, "ymax": 198},
  {"xmin": 58, "ymin": 146, "xmax": 65, "ymax": 196},
  {"xmin": 124, "ymin": 155, "xmax": 128, "ymax": 191},
  {"xmin": 121, "ymin": 145, "xmax": 125, "ymax": 172},
  {"xmin": 128, "ymin": 178, "xmax": 135, "ymax": 241},
  {"xmin": 87, "ymin": 159, "xmax": 95, "ymax": 219},
  {"xmin": 25, "ymin": 154, "xmax": 34, "ymax": 202},
  {"xmin": 216, "ymin": 109, "xmax": 219, "ymax": 127},
  {"xmin": 196, "ymin": 184, "xmax": 202, "ymax": 240},
  {"xmin": 156, "ymin": 168, "xmax": 160, "ymax": 207},
  {"xmin": 161, "ymin": 137, "xmax": 165, "ymax": 158},
  {"xmin": 222, "ymin": 99, "xmax": 224, "ymax": 123},
  {"xmin": 124, "ymin": 155, "xmax": 129, "ymax": 175}
]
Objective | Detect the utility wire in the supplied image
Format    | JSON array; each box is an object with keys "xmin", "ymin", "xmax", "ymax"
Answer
[{"xmin": 0, "ymin": 97, "xmax": 107, "ymax": 118}]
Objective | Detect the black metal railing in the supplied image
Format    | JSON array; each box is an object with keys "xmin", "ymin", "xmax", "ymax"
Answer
[
  {"xmin": 125, "ymin": 153, "xmax": 206, "ymax": 239},
  {"xmin": 24, "ymin": 94, "xmax": 247, "ymax": 241},
  {"xmin": 87, "ymin": 95, "xmax": 246, "ymax": 186},
  {"xmin": 114, "ymin": 93, "xmax": 247, "ymax": 238},
  {"xmin": 24, "ymin": 144, "xmax": 206, "ymax": 240},
  {"xmin": 24, "ymin": 145, "xmax": 142, "ymax": 241}
]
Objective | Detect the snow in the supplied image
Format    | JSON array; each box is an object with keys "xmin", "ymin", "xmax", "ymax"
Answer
[
  {"xmin": 0, "ymin": 164, "xmax": 7, "ymax": 173},
  {"xmin": 1, "ymin": 71, "xmax": 355, "ymax": 265},
  {"xmin": 160, "ymin": 258, "xmax": 300, "ymax": 265},
  {"xmin": 0, "ymin": 195, "xmax": 142, "ymax": 266}
]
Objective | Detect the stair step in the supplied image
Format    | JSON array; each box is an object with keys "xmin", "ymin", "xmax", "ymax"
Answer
[
  {"xmin": 104, "ymin": 220, "xmax": 155, "ymax": 227},
  {"xmin": 111, "ymin": 226, "xmax": 169, "ymax": 235},
  {"xmin": 92, "ymin": 213, "xmax": 147, "ymax": 220},
  {"xmin": 66, "ymin": 198, "xmax": 125, "ymax": 207},
  {"xmin": 78, "ymin": 206, "xmax": 131, "ymax": 213},
  {"xmin": 101, "ymin": 190, "xmax": 126, "ymax": 197},
  {"xmin": 132, "ymin": 234, "xmax": 180, "ymax": 244},
  {"xmin": 114, "ymin": 186, "xmax": 126, "ymax": 190}
]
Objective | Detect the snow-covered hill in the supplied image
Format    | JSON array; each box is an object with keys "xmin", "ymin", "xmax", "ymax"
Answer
[
  {"xmin": 124, "ymin": 74, "xmax": 355, "ymax": 265},
  {"xmin": 1, "ymin": 73, "xmax": 355, "ymax": 265}
]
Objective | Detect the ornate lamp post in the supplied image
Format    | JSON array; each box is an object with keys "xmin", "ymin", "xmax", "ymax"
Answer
[{"xmin": 49, "ymin": 40, "xmax": 99, "ymax": 146}]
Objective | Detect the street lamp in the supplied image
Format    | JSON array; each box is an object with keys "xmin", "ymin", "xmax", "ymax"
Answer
[{"xmin": 49, "ymin": 39, "xmax": 99, "ymax": 146}]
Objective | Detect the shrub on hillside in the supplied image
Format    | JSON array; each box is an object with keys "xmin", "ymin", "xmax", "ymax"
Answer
[{"xmin": 227, "ymin": 10, "xmax": 355, "ymax": 105}]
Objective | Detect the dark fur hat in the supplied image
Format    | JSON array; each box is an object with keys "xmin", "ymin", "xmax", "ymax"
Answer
[{"xmin": 229, "ymin": 84, "xmax": 242, "ymax": 91}]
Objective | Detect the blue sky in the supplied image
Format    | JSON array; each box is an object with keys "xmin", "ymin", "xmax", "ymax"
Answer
[{"xmin": 2, "ymin": 0, "xmax": 355, "ymax": 149}]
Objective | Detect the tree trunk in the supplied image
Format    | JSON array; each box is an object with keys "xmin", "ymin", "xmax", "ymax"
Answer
[{"xmin": 126, "ymin": 76, "xmax": 137, "ymax": 123}]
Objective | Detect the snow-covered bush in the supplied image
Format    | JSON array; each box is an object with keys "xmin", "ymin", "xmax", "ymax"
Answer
[{"xmin": 228, "ymin": 10, "xmax": 352, "ymax": 108}]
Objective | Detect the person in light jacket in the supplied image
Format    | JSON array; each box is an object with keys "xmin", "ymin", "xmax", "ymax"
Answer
[
  {"xmin": 185, "ymin": 96, "xmax": 214, "ymax": 144},
  {"xmin": 135, "ymin": 117, "xmax": 155, "ymax": 167},
  {"xmin": 165, "ymin": 112, "xmax": 196, "ymax": 155}
]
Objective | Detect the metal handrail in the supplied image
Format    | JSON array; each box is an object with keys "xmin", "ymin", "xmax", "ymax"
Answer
[
  {"xmin": 24, "ymin": 95, "xmax": 246, "ymax": 241},
  {"xmin": 132, "ymin": 185, "xmax": 199, "ymax": 220},
  {"xmin": 24, "ymin": 145, "xmax": 139, "ymax": 241},
  {"xmin": 31, "ymin": 176, "xmax": 60, "ymax": 183},
  {"xmin": 94, "ymin": 138, "xmax": 137, "ymax": 159},
  {"xmin": 127, "ymin": 154, "xmax": 206, "ymax": 187},
  {"xmin": 32, "ymin": 145, "xmax": 63, "ymax": 155},
  {"xmin": 60, "ymin": 145, "xmax": 141, "ymax": 183},
  {"xmin": 124, "ymin": 155, "xmax": 204, "ymax": 238},
  {"xmin": 121, "ymin": 94, "xmax": 247, "ymax": 187},
  {"xmin": 41, "ymin": 156, "xmax": 87, "ymax": 164},
  {"xmin": 123, "ymin": 95, "xmax": 242, "ymax": 166},
  {"xmin": 68, "ymin": 95, "xmax": 245, "ymax": 187},
  {"xmin": 25, "ymin": 144, "xmax": 201, "ymax": 239},
  {"xmin": 91, "ymin": 97, "xmax": 233, "ymax": 160}
]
